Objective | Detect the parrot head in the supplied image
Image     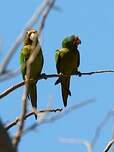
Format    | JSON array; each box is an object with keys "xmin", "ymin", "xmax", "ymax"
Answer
[
  {"xmin": 24, "ymin": 29, "xmax": 39, "ymax": 45},
  {"xmin": 62, "ymin": 35, "xmax": 81, "ymax": 48}
]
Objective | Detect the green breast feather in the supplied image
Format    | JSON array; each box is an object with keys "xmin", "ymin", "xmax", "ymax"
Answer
[{"xmin": 19, "ymin": 46, "xmax": 30, "ymax": 79}]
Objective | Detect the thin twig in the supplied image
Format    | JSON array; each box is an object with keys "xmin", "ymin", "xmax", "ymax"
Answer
[
  {"xmin": 1, "ymin": 69, "xmax": 114, "ymax": 99},
  {"xmin": 81, "ymin": 69, "xmax": 114, "ymax": 75},
  {"xmin": 39, "ymin": 0, "xmax": 56, "ymax": 35},
  {"xmin": 102, "ymin": 139, "xmax": 114, "ymax": 152},
  {"xmin": 0, "ymin": 81, "xmax": 24, "ymax": 99},
  {"xmin": 6, "ymin": 99, "xmax": 94, "ymax": 131},
  {"xmin": 5, "ymin": 108, "xmax": 62, "ymax": 130},
  {"xmin": 0, "ymin": 69, "xmax": 20, "ymax": 82},
  {"xmin": 23, "ymin": 99, "xmax": 95, "ymax": 134},
  {"xmin": 91, "ymin": 109, "xmax": 114, "ymax": 147},
  {"xmin": 59, "ymin": 138, "xmax": 92, "ymax": 152}
]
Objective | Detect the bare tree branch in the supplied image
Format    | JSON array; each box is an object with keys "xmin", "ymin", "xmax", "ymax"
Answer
[
  {"xmin": 5, "ymin": 108, "xmax": 62, "ymax": 130},
  {"xmin": 59, "ymin": 138, "xmax": 92, "ymax": 152},
  {"xmin": 23, "ymin": 99, "xmax": 95, "ymax": 134},
  {"xmin": 80, "ymin": 69, "xmax": 114, "ymax": 75},
  {"xmin": 1, "ymin": 69, "xmax": 114, "ymax": 99},
  {"xmin": 0, "ymin": 69, "xmax": 20, "ymax": 82},
  {"xmin": 102, "ymin": 139, "xmax": 114, "ymax": 152},
  {"xmin": 58, "ymin": 109, "xmax": 114, "ymax": 152},
  {"xmin": 5, "ymin": 99, "xmax": 94, "ymax": 131},
  {"xmin": 0, "ymin": 81, "xmax": 24, "ymax": 99},
  {"xmin": 12, "ymin": 83, "xmax": 28, "ymax": 149},
  {"xmin": 91, "ymin": 109, "xmax": 114, "ymax": 147},
  {"xmin": 39, "ymin": 0, "xmax": 56, "ymax": 35}
]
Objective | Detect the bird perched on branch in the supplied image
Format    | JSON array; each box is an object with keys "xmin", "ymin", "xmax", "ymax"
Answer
[
  {"xmin": 19, "ymin": 29, "xmax": 44, "ymax": 119},
  {"xmin": 55, "ymin": 35, "xmax": 81, "ymax": 107}
]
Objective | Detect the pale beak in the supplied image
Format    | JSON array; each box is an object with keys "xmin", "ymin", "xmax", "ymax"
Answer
[
  {"xmin": 30, "ymin": 33, "xmax": 35, "ymax": 41},
  {"xmin": 78, "ymin": 39, "xmax": 81, "ymax": 44}
]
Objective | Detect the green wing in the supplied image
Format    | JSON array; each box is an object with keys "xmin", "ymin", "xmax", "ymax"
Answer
[
  {"xmin": 55, "ymin": 49, "xmax": 60, "ymax": 74},
  {"xmin": 19, "ymin": 46, "xmax": 30, "ymax": 80},
  {"xmin": 77, "ymin": 50, "xmax": 80, "ymax": 68}
]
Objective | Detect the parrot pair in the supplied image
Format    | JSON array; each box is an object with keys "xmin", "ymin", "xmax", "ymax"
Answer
[{"xmin": 19, "ymin": 29, "xmax": 81, "ymax": 119}]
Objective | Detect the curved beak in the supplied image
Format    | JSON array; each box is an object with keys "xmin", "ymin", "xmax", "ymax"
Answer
[
  {"xmin": 73, "ymin": 37, "xmax": 81, "ymax": 45},
  {"xmin": 30, "ymin": 33, "xmax": 35, "ymax": 41},
  {"xmin": 76, "ymin": 36, "xmax": 81, "ymax": 45},
  {"xmin": 30, "ymin": 31, "xmax": 38, "ymax": 41}
]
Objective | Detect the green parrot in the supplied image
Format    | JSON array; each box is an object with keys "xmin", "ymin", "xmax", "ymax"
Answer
[
  {"xmin": 55, "ymin": 35, "xmax": 81, "ymax": 107},
  {"xmin": 19, "ymin": 29, "xmax": 44, "ymax": 119}
]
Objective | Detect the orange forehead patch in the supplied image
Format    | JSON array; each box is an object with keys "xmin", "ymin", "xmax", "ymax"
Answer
[{"xmin": 27, "ymin": 29, "xmax": 36, "ymax": 35}]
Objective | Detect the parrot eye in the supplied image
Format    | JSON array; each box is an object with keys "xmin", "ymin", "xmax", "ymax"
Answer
[
  {"xmin": 26, "ymin": 31, "xmax": 31, "ymax": 35},
  {"xmin": 72, "ymin": 38, "xmax": 77, "ymax": 45}
]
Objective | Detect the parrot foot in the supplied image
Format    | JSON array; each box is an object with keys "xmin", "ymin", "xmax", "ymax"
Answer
[
  {"xmin": 41, "ymin": 73, "xmax": 48, "ymax": 79},
  {"xmin": 75, "ymin": 71, "xmax": 82, "ymax": 77},
  {"xmin": 32, "ymin": 107, "xmax": 38, "ymax": 120},
  {"xmin": 25, "ymin": 75, "xmax": 31, "ymax": 83}
]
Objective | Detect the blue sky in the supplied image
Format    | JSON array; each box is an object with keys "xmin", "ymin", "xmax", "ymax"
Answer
[{"xmin": 0, "ymin": 0, "xmax": 114, "ymax": 152}]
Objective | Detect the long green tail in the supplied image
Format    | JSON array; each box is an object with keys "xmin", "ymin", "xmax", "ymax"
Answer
[
  {"xmin": 29, "ymin": 83, "xmax": 37, "ymax": 119},
  {"xmin": 61, "ymin": 77, "xmax": 71, "ymax": 107}
]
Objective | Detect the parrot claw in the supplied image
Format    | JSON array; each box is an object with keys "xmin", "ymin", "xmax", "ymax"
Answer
[
  {"xmin": 41, "ymin": 73, "xmax": 48, "ymax": 79},
  {"xmin": 33, "ymin": 107, "xmax": 38, "ymax": 120},
  {"xmin": 75, "ymin": 71, "xmax": 82, "ymax": 77}
]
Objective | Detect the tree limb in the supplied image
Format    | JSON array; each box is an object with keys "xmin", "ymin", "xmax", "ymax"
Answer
[
  {"xmin": 12, "ymin": 83, "xmax": 28, "ymax": 149},
  {"xmin": 23, "ymin": 99, "xmax": 95, "ymax": 134},
  {"xmin": 39, "ymin": 0, "xmax": 56, "ymax": 35},
  {"xmin": 5, "ymin": 108, "xmax": 62, "ymax": 130},
  {"xmin": 1, "ymin": 69, "xmax": 114, "ymax": 99},
  {"xmin": 91, "ymin": 109, "xmax": 114, "ymax": 147},
  {"xmin": 59, "ymin": 138, "xmax": 92, "ymax": 152},
  {"xmin": 102, "ymin": 140, "xmax": 114, "ymax": 152}
]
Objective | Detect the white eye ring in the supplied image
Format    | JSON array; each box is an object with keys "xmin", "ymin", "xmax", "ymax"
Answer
[{"xmin": 30, "ymin": 33, "xmax": 35, "ymax": 41}]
